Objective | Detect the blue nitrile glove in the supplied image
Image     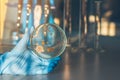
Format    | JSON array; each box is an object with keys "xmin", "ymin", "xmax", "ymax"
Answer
[{"xmin": 0, "ymin": 28, "xmax": 60, "ymax": 75}]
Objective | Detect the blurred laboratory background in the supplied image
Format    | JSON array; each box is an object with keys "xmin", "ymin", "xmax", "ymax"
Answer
[
  {"xmin": 0, "ymin": 0, "xmax": 120, "ymax": 51},
  {"xmin": 0, "ymin": 0, "xmax": 120, "ymax": 49},
  {"xmin": 0, "ymin": 0, "xmax": 120, "ymax": 80}
]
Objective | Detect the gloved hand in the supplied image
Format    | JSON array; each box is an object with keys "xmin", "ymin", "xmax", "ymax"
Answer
[{"xmin": 0, "ymin": 28, "xmax": 60, "ymax": 75}]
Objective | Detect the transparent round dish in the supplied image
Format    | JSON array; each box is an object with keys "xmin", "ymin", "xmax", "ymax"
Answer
[{"xmin": 30, "ymin": 23, "xmax": 67, "ymax": 59}]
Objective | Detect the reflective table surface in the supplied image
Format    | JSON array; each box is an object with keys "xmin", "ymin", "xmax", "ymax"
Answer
[{"xmin": 0, "ymin": 36, "xmax": 120, "ymax": 80}]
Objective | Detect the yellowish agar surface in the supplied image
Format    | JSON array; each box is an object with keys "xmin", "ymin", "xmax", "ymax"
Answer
[
  {"xmin": 42, "ymin": 41, "xmax": 45, "ymax": 45},
  {"xmin": 47, "ymin": 47, "xmax": 54, "ymax": 52},
  {"xmin": 35, "ymin": 45, "xmax": 44, "ymax": 53}
]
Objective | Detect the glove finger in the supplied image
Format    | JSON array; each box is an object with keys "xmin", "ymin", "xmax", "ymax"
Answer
[
  {"xmin": 11, "ymin": 29, "xmax": 30, "ymax": 54},
  {"xmin": 52, "ymin": 56, "xmax": 61, "ymax": 61},
  {"xmin": 30, "ymin": 27, "xmax": 34, "ymax": 34},
  {"xmin": 49, "ymin": 57, "xmax": 61, "ymax": 64},
  {"xmin": 41, "ymin": 66, "xmax": 53, "ymax": 74}
]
